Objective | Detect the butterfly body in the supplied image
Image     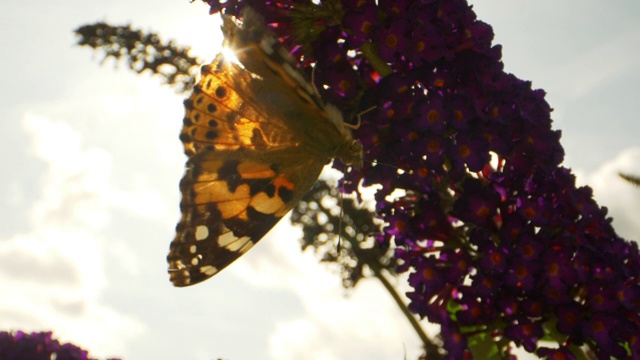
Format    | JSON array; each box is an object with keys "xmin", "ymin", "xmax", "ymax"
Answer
[{"xmin": 167, "ymin": 8, "xmax": 362, "ymax": 286}]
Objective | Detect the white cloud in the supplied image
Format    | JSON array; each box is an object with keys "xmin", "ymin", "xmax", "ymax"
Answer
[
  {"xmin": 23, "ymin": 113, "xmax": 113, "ymax": 231},
  {"xmin": 577, "ymin": 147, "xmax": 640, "ymax": 241},
  {"xmin": 232, "ymin": 222, "xmax": 424, "ymax": 360},
  {"xmin": 270, "ymin": 319, "xmax": 338, "ymax": 360},
  {"xmin": 0, "ymin": 113, "xmax": 146, "ymax": 358}
]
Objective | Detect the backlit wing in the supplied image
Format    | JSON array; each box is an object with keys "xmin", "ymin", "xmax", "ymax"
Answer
[
  {"xmin": 167, "ymin": 43, "xmax": 325, "ymax": 287},
  {"xmin": 167, "ymin": 8, "xmax": 359, "ymax": 287}
]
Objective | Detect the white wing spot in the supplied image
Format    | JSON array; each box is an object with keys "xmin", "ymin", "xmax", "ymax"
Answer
[
  {"xmin": 191, "ymin": 257, "xmax": 199, "ymax": 266},
  {"xmin": 189, "ymin": 245, "xmax": 197, "ymax": 254},
  {"xmin": 217, "ymin": 231, "xmax": 237, "ymax": 247},
  {"xmin": 200, "ymin": 265, "xmax": 218, "ymax": 276},
  {"xmin": 231, "ymin": 236, "xmax": 251, "ymax": 252},
  {"xmin": 237, "ymin": 238, "xmax": 254, "ymax": 253},
  {"xmin": 218, "ymin": 232, "xmax": 252, "ymax": 252},
  {"xmin": 195, "ymin": 225, "xmax": 209, "ymax": 240},
  {"xmin": 180, "ymin": 270, "xmax": 190, "ymax": 281}
]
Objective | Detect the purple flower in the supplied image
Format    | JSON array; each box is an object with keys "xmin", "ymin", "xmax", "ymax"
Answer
[
  {"xmin": 0, "ymin": 331, "xmax": 91, "ymax": 360},
  {"xmin": 203, "ymin": 0, "xmax": 640, "ymax": 357},
  {"xmin": 537, "ymin": 346, "xmax": 576, "ymax": 360},
  {"xmin": 504, "ymin": 318, "xmax": 544, "ymax": 352}
]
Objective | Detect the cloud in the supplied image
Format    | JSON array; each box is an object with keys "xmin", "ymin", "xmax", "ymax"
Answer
[
  {"xmin": 0, "ymin": 113, "xmax": 145, "ymax": 358},
  {"xmin": 231, "ymin": 222, "xmax": 424, "ymax": 360},
  {"xmin": 0, "ymin": 234, "xmax": 80, "ymax": 286},
  {"xmin": 269, "ymin": 319, "xmax": 339, "ymax": 360},
  {"xmin": 576, "ymin": 146, "xmax": 640, "ymax": 241}
]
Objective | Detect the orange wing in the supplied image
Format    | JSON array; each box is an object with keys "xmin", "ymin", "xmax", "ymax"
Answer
[
  {"xmin": 168, "ymin": 8, "xmax": 361, "ymax": 287},
  {"xmin": 168, "ymin": 53, "xmax": 325, "ymax": 286}
]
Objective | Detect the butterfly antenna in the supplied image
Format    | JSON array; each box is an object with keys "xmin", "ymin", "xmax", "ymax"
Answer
[
  {"xmin": 310, "ymin": 64, "xmax": 322, "ymax": 97},
  {"xmin": 345, "ymin": 105, "xmax": 376, "ymax": 130},
  {"xmin": 370, "ymin": 159, "xmax": 413, "ymax": 175},
  {"xmin": 337, "ymin": 185, "xmax": 344, "ymax": 253}
]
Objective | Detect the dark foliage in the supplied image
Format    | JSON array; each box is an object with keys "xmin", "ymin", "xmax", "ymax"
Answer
[{"xmin": 291, "ymin": 179, "xmax": 394, "ymax": 288}]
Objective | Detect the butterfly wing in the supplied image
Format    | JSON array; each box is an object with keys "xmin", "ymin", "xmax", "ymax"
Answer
[
  {"xmin": 168, "ymin": 52, "xmax": 326, "ymax": 287},
  {"xmin": 169, "ymin": 151, "xmax": 323, "ymax": 287},
  {"xmin": 167, "ymin": 8, "xmax": 362, "ymax": 287}
]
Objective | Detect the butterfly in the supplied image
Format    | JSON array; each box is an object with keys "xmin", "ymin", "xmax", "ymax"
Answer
[{"xmin": 167, "ymin": 8, "xmax": 363, "ymax": 287}]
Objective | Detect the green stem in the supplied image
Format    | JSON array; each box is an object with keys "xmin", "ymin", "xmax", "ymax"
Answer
[
  {"xmin": 570, "ymin": 345, "xmax": 594, "ymax": 360},
  {"xmin": 361, "ymin": 42, "xmax": 393, "ymax": 77}
]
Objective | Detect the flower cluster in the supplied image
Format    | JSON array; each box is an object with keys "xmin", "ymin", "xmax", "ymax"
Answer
[
  {"xmin": 204, "ymin": 0, "xmax": 640, "ymax": 358},
  {"xmin": 0, "ymin": 331, "xmax": 90, "ymax": 360}
]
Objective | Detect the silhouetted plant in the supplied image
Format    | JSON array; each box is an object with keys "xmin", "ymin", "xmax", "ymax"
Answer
[{"xmin": 75, "ymin": 22, "xmax": 200, "ymax": 93}]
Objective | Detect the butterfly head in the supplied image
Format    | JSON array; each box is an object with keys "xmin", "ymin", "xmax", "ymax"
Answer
[
  {"xmin": 337, "ymin": 139, "xmax": 363, "ymax": 170},
  {"xmin": 323, "ymin": 103, "xmax": 363, "ymax": 169}
]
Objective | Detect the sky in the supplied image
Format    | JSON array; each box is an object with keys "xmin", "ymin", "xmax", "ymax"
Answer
[{"xmin": 1, "ymin": 1, "xmax": 639, "ymax": 359}]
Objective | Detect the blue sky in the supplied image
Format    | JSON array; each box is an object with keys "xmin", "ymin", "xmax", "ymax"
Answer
[{"xmin": 1, "ymin": 1, "xmax": 639, "ymax": 359}]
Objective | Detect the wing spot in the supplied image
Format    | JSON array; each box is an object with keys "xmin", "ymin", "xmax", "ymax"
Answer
[
  {"xmin": 218, "ymin": 232, "xmax": 252, "ymax": 252},
  {"xmin": 264, "ymin": 184, "xmax": 276, "ymax": 197},
  {"xmin": 217, "ymin": 231, "xmax": 237, "ymax": 247},
  {"xmin": 207, "ymin": 103, "xmax": 217, "ymax": 113},
  {"xmin": 191, "ymin": 257, "xmax": 199, "ymax": 266},
  {"xmin": 278, "ymin": 185, "xmax": 294, "ymax": 203},
  {"xmin": 200, "ymin": 265, "xmax": 218, "ymax": 276},
  {"xmin": 179, "ymin": 132, "xmax": 191, "ymax": 142},
  {"xmin": 203, "ymin": 78, "xmax": 212, "ymax": 90},
  {"xmin": 195, "ymin": 225, "xmax": 209, "ymax": 241},
  {"xmin": 205, "ymin": 130, "xmax": 218, "ymax": 139},
  {"xmin": 215, "ymin": 86, "xmax": 227, "ymax": 98},
  {"xmin": 189, "ymin": 245, "xmax": 197, "ymax": 254},
  {"xmin": 218, "ymin": 160, "xmax": 241, "ymax": 192}
]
